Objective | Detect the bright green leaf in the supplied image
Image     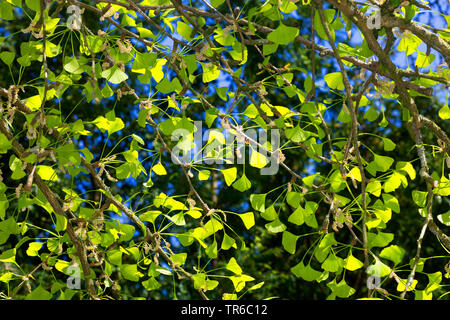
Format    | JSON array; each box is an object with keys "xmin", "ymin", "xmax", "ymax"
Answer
[
  {"xmin": 267, "ymin": 23, "xmax": 299, "ymax": 45},
  {"xmin": 282, "ymin": 231, "xmax": 298, "ymax": 254}
]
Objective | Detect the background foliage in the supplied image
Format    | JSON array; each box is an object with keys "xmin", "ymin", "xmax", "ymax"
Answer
[{"xmin": 0, "ymin": 0, "xmax": 449, "ymax": 300}]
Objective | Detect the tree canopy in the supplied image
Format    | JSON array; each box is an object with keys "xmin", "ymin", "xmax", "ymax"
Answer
[{"xmin": 0, "ymin": 0, "xmax": 449, "ymax": 300}]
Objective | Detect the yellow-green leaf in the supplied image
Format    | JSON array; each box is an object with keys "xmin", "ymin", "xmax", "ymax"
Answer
[
  {"xmin": 36, "ymin": 165, "xmax": 58, "ymax": 181},
  {"xmin": 439, "ymin": 105, "xmax": 450, "ymax": 120},
  {"xmin": 226, "ymin": 257, "xmax": 242, "ymax": 275},
  {"xmin": 238, "ymin": 212, "xmax": 255, "ymax": 230},
  {"xmin": 344, "ymin": 254, "xmax": 364, "ymax": 271},
  {"xmin": 397, "ymin": 279, "xmax": 418, "ymax": 292},
  {"xmin": 222, "ymin": 167, "xmax": 237, "ymax": 186},
  {"xmin": 348, "ymin": 167, "xmax": 362, "ymax": 182},
  {"xmin": 152, "ymin": 162, "xmax": 167, "ymax": 175},
  {"xmin": 26, "ymin": 242, "xmax": 44, "ymax": 257},
  {"xmin": 250, "ymin": 150, "xmax": 269, "ymax": 169}
]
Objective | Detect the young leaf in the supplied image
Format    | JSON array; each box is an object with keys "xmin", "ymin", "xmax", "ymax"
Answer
[
  {"xmin": 265, "ymin": 219, "xmax": 286, "ymax": 233},
  {"xmin": 250, "ymin": 150, "xmax": 269, "ymax": 168},
  {"xmin": 412, "ymin": 190, "xmax": 428, "ymax": 208},
  {"xmin": 152, "ymin": 162, "xmax": 167, "ymax": 176},
  {"xmin": 0, "ymin": 51, "xmax": 15, "ymax": 66},
  {"xmin": 26, "ymin": 242, "xmax": 44, "ymax": 257},
  {"xmin": 396, "ymin": 161, "xmax": 416, "ymax": 180},
  {"xmin": 374, "ymin": 154, "xmax": 394, "ymax": 172},
  {"xmin": 205, "ymin": 239, "xmax": 218, "ymax": 259},
  {"xmin": 324, "ymin": 72, "xmax": 345, "ymax": 90},
  {"xmin": 344, "ymin": 254, "xmax": 364, "ymax": 271},
  {"xmin": 327, "ymin": 279, "xmax": 355, "ymax": 298},
  {"xmin": 437, "ymin": 210, "xmax": 450, "ymax": 226},
  {"xmin": 282, "ymin": 231, "xmax": 298, "ymax": 254},
  {"xmin": 120, "ymin": 264, "xmax": 143, "ymax": 282},
  {"xmin": 288, "ymin": 206, "xmax": 304, "ymax": 226},
  {"xmin": 382, "ymin": 137, "xmax": 396, "ymax": 151},
  {"xmin": 382, "ymin": 194, "xmax": 400, "ymax": 213},
  {"xmin": 366, "ymin": 180, "xmax": 382, "ymax": 197},
  {"xmin": 101, "ymin": 65, "xmax": 129, "ymax": 84},
  {"xmin": 322, "ymin": 253, "xmax": 342, "ymax": 273},
  {"xmin": 291, "ymin": 262, "xmax": 322, "ymax": 281},
  {"xmin": 250, "ymin": 193, "xmax": 266, "ymax": 212},
  {"xmin": 238, "ymin": 212, "xmax": 255, "ymax": 230},
  {"xmin": 222, "ymin": 167, "xmax": 237, "ymax": 186},
  {"xmin": 221, "ymin": 233, "xmax": 236, "ymax": 250},
  {"xmin": 438, "ymin": 105, "xmax": 450, "ymax": 120},
  {"xmin": 25, "ymin": 285, "xmax": 52, "ymax": 300},
  {"xmin": 380, "ymin": 245, "xmax": 405, "ymax": 265},
  {"xmin": 201, "ymin": 63, "xmax": 220, "ymax": 83},
  {"xmin": 55, "ymin": 214, "xmax": 67, "ymax": 232},
  {"xmin": 36, "ymin": 165, "xmax": 58, "ymax": 181},
  {"xmin": 267, "ymin": 23, "xmax": 299, "ymax": 45},
  {"xmin": 261, "ymin": 205, "xmax": 278, "ymax": 221},
  {"xmin": 226, "ymin": 257, "xmax": 242, "ymax": 275},
  {"xmin": 396, "ymin": 279, "xmax": 418, "ymax": 292},
  {"xmin": 232, "ymin": 174, "xmax": 251, "ymax": 192}
]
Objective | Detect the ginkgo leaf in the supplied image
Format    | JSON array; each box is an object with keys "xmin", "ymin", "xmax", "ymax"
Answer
[
  {"xmin": 55, "ymin": 214, "xmax": 67, "ymax": 232},
  {"xmin": 177, "ymin": 21, "xmax": 193, "ymax": 41},
  {"xmin": 0, "ymin": 51, "xmax": 15, "ymax": 66},
  {"xmin": 383, "ymin": 194, "xmax": 400, "ymax": 213},
  {"xmin": 396, "ymin": 161, "xmax": 416, "ymax": 180},
  {"xmin": 396, "ymin": 279, "xmax": 418, "ymax": 292},
  {"xmin": 150, "ymin": 59, "xmax": 167, "ymax": 83},
  {"xmin": 265, "ymin": 219, "xmax": 286, "ymax": 233},
  {"xmin": 64, "ymin": 57, "xmax": 84, "ymax": 74},
  {"xmin": 374, "ymin": 154, "xmax": 394, "ymax": 172},
  {"xmin": 250, "ymin": 193, "xmax": 266, "ymax": 212},
  {"xmin": 364, "ymin": 107, "xmax": 379, "ymax": 121},
  {"xmin": 437, "ymin": 210, "xmax": 450, "ymax": 226},
  {"xmin": 382, "ymin": 138, "xmax": 396, "ymax": 151},
  {"xmin": 384, "ymin": 171, "xmax": 404, "ymax": 193},
  {"xmin": 93, "ymin": 116, "xmax": 125, "ymax": 135},
  {"xmin": 288, "ymin": 206, "xmax": 305, "ymax": 226},
  {"xmin": 152, "ymin": 162, "xmax": 167, "ymax": 175},
  {"xmin": 36, "ymin": 165, "xmax": 58, "ymax": 181},
  {"xmin": 198, "ymin": 170, "xmax": 211, "ymax": 181},
  {"xmin": 438, "ymin": 105, "xmax": 450, "ymax": 120},
  {"xmin": 120, "ymin": 264, "xmax": 143, "ymax": 282},
  {"xmin": 366, "ymin": 180, "xmax": 382, "ymax": 197},
  {"xmin": 229, "ymin": 274, "xmax": 254, "ymax": 292},
  {"xmin": 238, "ymin": 212, "xmax": 255, "ymax": 230},
  {"xmin": 321, "ymin": 253, "xmax": 342, "ymax": 273},
  {"xmin": 250, "ymin": 150, "xmax": 269, "ymax": 168},
  {"xmin": 327, "ymin": 279, "xmax": 355, "ymax": 298},
  {"xmin": 416, "ymin": 52, "xmax": 435, "ymax": 68},
  {"xmin": 226, "ymin": 257, "xmax": 242, "ymax": 275},
  {"xmin": 25, "ymin": 95, "xmax": 42, "ymax": 111},
  {"xmin": 132, "ymin": 52, "xmax": 157, "ymax": 74},
  {"xmin": 282, "ymin": 231, "xmax": 298, "ymax": 254},
  {"xmin": 261, "ymin": 205, "xmax": 278, "ymax": 221},
  {"xmin": 101, "ymin": 65, "xmax": 129, "ymax": 84},
  {"xmin": 344, "ymin": 254, "xmax": 364, "ymax": 271},
  {"xmin": 201, "ymin": 63, "xmax": 220, "ymax": 83},
  {"xmin": 324, "ymin": 72, "xmax": 345, "ymax": 90},
  {"xmin": 221, "ymin": 233, "xmax": 236, "ymax": 250},
  {"xmin": 232, "ymin": 174, "xmax": 251, "ymax": 192},
  {"xmin": 25, "ymin": 285, "xmax": 52, "ymax": 300},
  {"xmin": 222, "ymin": 167, "xmax": 237, "ymax": 186},
  {"xmin": 26, "ymin": 242, "xmax": 44, "ymax": 257},
  {"xmin": 348, "ymin": 167, "xmax": 362, "ymax": 182},
  {"xmin": 267, "ymin": 23, "xmax": 299, "ymax": 45},
  {"xmin": 380, "ymin": 245, "xmax": 405, "ymax": 265},
  {"xmin": 291, "ymin": 262, "xmax": 322, "ymax": 281},
  {"xmin": 412, "ymin": 190, "xmax": 427, "ymax": 208}
]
